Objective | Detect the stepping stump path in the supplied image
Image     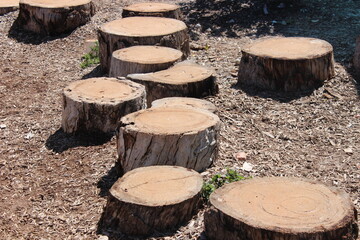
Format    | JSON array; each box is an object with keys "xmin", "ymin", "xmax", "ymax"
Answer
[
  {"xmin": 100, "ymin": 166, "xmax": 203, "ymax": 236},
  {"xmin": 205, "ymin": 177, "xmax": 359, "ymax": 240},
  {"xmin": 354, "ymin": 36, "xmax": 360, "ymax": 73},
  {"xmin": 16, "ymin": 0, "xmax": 95, "ymax": 35},
  {"xmin": 0, "ymin": 0, "xmax": 18, "ymax": 15},
  {"xmin": 62, "ymin": 77, "xmax": 146, "ymax": 134},
  {"xmin": 237, "ymin": 37, "xmax": 335, "ymax": 91},
  {"xmin": 122, "ymin": 2, "xmax": 182, "ymax": 20},
  {"xmin": 98, "ymin": 16, "xmax": 190, "ymax": 72},
  {"xmin": 151, "ymin": 97, "xmax": 217, "ymax": 114},
  {"xmin": 109, "ymin": 46, "xmax": 183, "ymax": 77},
  {"xmin": 116, "ymin": 106, "xmax": 220, "ymax": 173},
  {"xmin": 127, "ymin": 61, "xmax": 218, "ymax": 104}
]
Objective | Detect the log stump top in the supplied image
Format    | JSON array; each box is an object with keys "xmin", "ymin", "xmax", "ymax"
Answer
[
  {"xmin": 128, "ymin": 61, "xmax": 214, "ymax": 84},
  {"xmin": 20, "ymin": 0, "xmax": 91, "ymax": 8},
  {"xmin": 123, "ymin": 2, "xmax": 180, "ymax": 13},
  {"xmin": 100, "ymin": 16, "xmax": 187, "ymax": 37},
  {"xmin": 0, "ymin": 0, "xmax": 18, "ymax": 8},
  {"xmin": 121, "ymin": 106, "xmax": 220, "ymax": 134},
  {"xmin": 113, "ymin": 46, "xmax": 183, "ymax": 64},
  {"xmin": 243, "ymin": 37, "xmax": 333, "ymax": 60},
  {"xmin": 151, "ymin": 97, "xmax": 217, "ymax": 113},
  {"xmin": 63, "ymin": 77, "xmax": 145, "ymax": 104},
  {"xmin": 110, "ymin": 166, "xmax": 203, "ymax": 206},
  {"xmin": 210, "ymin": 177, "xmax": 355, "ymax": 233}
]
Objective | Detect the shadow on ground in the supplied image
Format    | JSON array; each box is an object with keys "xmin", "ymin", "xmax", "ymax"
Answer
[
  {"xmin": 45, "ymin": 128, "xmax": 113, "ymax": 153},
  {"xmin": 82, "ymin": 65, "xmax": 105, "ymax": 79}
]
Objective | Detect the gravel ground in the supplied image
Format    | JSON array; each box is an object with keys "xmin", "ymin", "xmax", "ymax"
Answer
[{"xmin": 0, "ymin": 0, "xmax": 359, "ymax": 239}]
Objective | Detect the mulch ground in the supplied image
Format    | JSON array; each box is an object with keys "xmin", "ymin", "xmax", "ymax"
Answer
[{"xmin": 0, "ymin": 0, "xmax": 359, "ymax": 239}]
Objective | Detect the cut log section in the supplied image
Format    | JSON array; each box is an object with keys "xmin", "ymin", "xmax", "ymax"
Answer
[
  {"xmin": 354, "ymin": 36, "xmax": 360, "ymax": 74},
  {"xmin": 98, "ymin": 17, "xmax": 190, "ymax": 72},
  {"xmin": 122, "ymin": 2, "xmax": 182, "ymax": 20},
  {"xmin": 109, "ymin": 46, "xmax": 183, "ymax": 77},
  {"xmin": 0, "ymin": 0, "xmax": 18, "ymax": 15},
  {"xmin": 151, "ymin": 97, "xmax": 217, "ymax": 114},
  {"xmin": 16, "ymin": 0, "xmax": 95, "ymax": 35},
  {"xmin": 62, "ymin": 77, "xmax": 146, "ymax": 134},
  {"xmin": 116, "ymin": 106, "xmax": 221, "ymax": 173},
  {"xmin": 100, "ymin": 166, "xmax": 203, "ymax": 236},
  {"xmin": 127, "ymin": 61, "xmax": 219, "ymax": 104},
  {"xmin": 237, "ymin": 37, "xmax": 335, "ymax": 91},
  {"xmin": 205, "ymin": 177, "xmax": 359, "ymax": 240}
]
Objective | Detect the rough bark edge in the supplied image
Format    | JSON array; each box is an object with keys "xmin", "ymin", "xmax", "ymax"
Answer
[
  {"xmin": 122, "ymin": 8, "xmax": 183, "ymax": 20},
  {"xmin": 98, "ymin": 28, "xmax": 189, "ymax": 72},
  {"xmin": 237, "ymin": 51, "xmax": 335, "ymax": 91},
  {"xmin": 354, "ymin": 36, "xmax": 360, "ymax": 74},
  {"xmin": 15, "ymin": 1, "xmax": 95, "ymax": 35},
  {"xmin": 99, "ymin": 189, "xmax": 202, "ymax": 236},
  {"xmin": 0, "ymin": 6, "xmax": 18, "ymax": 15}
]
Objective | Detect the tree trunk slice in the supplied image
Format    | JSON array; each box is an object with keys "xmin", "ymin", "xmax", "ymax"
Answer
[
  {"xmin": 0, "ymin": 0, "xmax": 18, "ymax": 15},
  {"xmin": 16, "ymin": 0, "xmax": 95, "ymax": 35},
  {"xmin": 237, "ymin": 37, "xmax": 335, "ymax": 91},
  {"xmin": 62, "ymin": 77, "xmax": 146, "ymax": 134},
  {"xmin": 109, "ymin": 46, "xmax": 183, "ymax": 77},
  {"xmin": 98, "ymin": 17, "xmax": 190, "ymax": 72},
  {"xmin": 116, "ymin": 106, "xmax": 221, "ymax": 173},
  {"xmin": 354, "ymin": 36, "xmax": 360, "ymax": 74},
  {"xmin": 100, "ymin": 166, "xmax": 203, "ymax": 236},
  {"xmin": 122, "ymin": 2, "xmax": 182, "ymax": 20},
  {"xmin": 205, "ymin": 177, "xmax": 359, "ymax": 240},
  {"xmin": 151, "ymin": 97, "xmax": 217, "ymax": 114},
  {"xmin": 127, "ymin": 61, "xmax": 219, "ymax": 104}
]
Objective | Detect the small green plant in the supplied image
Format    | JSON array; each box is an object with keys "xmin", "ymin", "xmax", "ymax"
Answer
[
  {"xmin": 80, "ymin": 41, "xmax": 100, "ymax": 69},
  {"xmin": 202, "ymin": 169, "xmax": 248, "ymax": 201}
]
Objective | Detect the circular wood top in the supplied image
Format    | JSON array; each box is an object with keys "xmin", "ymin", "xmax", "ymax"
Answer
[
  {"xmin": 112, "ymin": 46, "xmax": 182, "ymax": 64},
  {"xmin": 121, "ymin": 106, "xmax": 220, "ymax": 134},
  {"xmin": 20, "ymin": 0, "xmax": 91, "ymax": 8},
  {"xmin": 210, "ymin": 177, "xmax": 354, "ymax": 233},
  {"xmin": 0, "ymin": 0, "xmax": 18, "ymax": 8},
  {"xmin": 151, "ymin": 97, "xmax": 217, "ymax": 113},
  {"xmin": 110, "ymin": 166, "xmax": 203, "ymax": 206},
  {"xmin": 100, "ymin": 17, "xmax": 187, "ymax": 37},
  {"xmin": 123, "ymin": 2, "xmax": 179, "ymax": 12},
  {"xmin": 63, "ymin": 78, "xmax": 145, "ymax": 104},
  {"xmin": 243, "ymin": 37, "xmax": 333, "ymax": 60}
]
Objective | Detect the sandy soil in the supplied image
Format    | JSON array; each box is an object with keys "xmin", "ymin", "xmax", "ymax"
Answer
[{"xmin": 0, "ymin": 0, "xmax": 359, "ymax": 239}]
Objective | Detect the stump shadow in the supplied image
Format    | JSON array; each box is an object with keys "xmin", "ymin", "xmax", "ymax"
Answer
[
  {"xmin": 45, "ymin": 128, "xmax": 113, "ymax": 153},
  {"xmin": 82, "ymin": 65, "xmax": 105, "ymax": 79},
  {"xmin": 97, "ymin": 164, "xmax": 120, "ymax": 198}
]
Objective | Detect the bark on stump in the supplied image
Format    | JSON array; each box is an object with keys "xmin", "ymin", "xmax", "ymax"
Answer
[
  {"xmin": 237, "ymin": 37, "xmax": 335, "ymax": 91},
  {"xmin": 116, "ymin": 106, "xmax": 221, "ymax": 173},
  {"xmin": 16, "ymin": 0, "xmax": 95, "ymax": 35},
  {"xmin": 62, "ymin": 77, "xmax": 146, "ymax": 134},
  {"xmin": 0, "ymin": 0, "xmax": 18, "ymax": 15},
  {"xmin": 122, "ymin": 2, "xmax": 182, "ymax": 20},
  {"xmin": 205, "ymin": 177, "xmax": 359, "ymax": 240},
  {"xmin": 100, "ymin": 165, "xmax": 203, "ymax": 236},
  {"xmin": 109, "ymin": 45, "xmax": 183, "ymax": 77},
  {"xmin": 354, "ymin": 36, "xmax": 360, "ymax": 74},
  {"xmin": 98, "ymin": 17, "xmax": 190, "ymax": 72},
  {"xmin": 151, "ymin": 97, "xmax": 217, "ymax": 114},
  {"xmin": 127, "ymin": 61, "xmax": 219, "ymax": 104}
]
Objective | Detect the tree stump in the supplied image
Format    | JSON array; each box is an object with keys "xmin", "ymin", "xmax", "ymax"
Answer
[
  {"xmin": 109, "ymin": 46, "xmax": 183, "ymax": 77},
  {"xmin": 100, "ymin": 165, "xmax": 203, "ymax": 236},
  {"xmin": 354, "ymin": 36, "xmax": 360, "ymax": 74},
  {"xmin": 205, "ymin": 177, "xmax": 359, "ymax": 240},
  {"xmin": 0, "ymin": 0, "xmax": 18, "ymax": 15},
  {"xmin": 122, "ymin": 2, "xmax": 182, "ymax": 19},
  {"xmin": 127, "ymin": 61, "xmax": 219, "ymax": 104},
  {"xmin": 151, "ymin": 97, "xmax": 217, "ymax": 114},
  {"xmin": 98, "ymin": 17, "xmax": 190, "ymax": 72},
  {"xmin": 116, "ymin": 106, "xmax": 221, "ymax": 173},
  {"xmin": 237, "ymin": 37, "xmax": 335, "ymax": 91},
  {"xmin": 16, "ymin": 0, "xmax": 95, "ymax": 35},
  {"xmin": 62, "ymin": 77, "xmax": 146, "ymax": 134}
]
